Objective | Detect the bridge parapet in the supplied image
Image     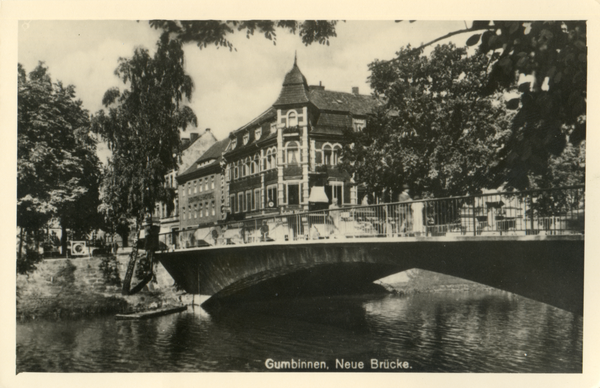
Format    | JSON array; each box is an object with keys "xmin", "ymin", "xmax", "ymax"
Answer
[{"xmin": 159, "ymin": 185, "xmax": 584, "ymax": 251}]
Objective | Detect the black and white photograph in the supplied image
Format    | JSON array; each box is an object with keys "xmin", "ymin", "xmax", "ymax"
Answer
[{"xmin": 2, "ymin": 1, "xmax": 599, "ymax": 386}]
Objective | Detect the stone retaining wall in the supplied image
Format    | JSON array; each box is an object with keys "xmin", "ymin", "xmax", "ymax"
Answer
[{"xmin": 16, "ymin": 254, "xmax": 183, "ymax": 320}]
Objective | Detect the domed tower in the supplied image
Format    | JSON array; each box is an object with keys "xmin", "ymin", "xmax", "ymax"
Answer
[
  {"xmin": 272, "ymin": 55, "xmax": 311, "ymax": 209},
  {"xmin": 274, "ymin": 55, "xmax": 310, "ymax": 107}
]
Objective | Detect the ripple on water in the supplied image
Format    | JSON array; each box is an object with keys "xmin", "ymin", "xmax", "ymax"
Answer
[{"xmin": 17, "ymin": 290, "xmax": 582, "ymax": 373}]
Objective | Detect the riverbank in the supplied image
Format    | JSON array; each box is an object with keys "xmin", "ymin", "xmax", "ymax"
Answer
[{"xmin": 16, "ymin": 253, "xmax": 186, "ymax": 321}]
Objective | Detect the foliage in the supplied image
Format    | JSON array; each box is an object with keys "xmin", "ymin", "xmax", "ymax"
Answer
[
  {"xmin": 18, "ymin": 62, "xmax": 102, "ymax": 273},
  {"xmin": 16, "ymin": 246, "xmax": 43, "ymax": 275},
  {"xmin": 99, "ymin": 256, "xmax": 122, "ymax": 286},
  {"xmin": 149, "ymin": 20, "xmax": 338, "ymax": 50},
  {"xmin": 341, "ymin": 44, "xmax": 512, "ymax": 199},
  {"xmin": 92, "ymin": 32, "xmax": 198, "ymax": 229},
  {"xmin": 404, "ymin": 21, "xmax": 586, "ymax": 189}
]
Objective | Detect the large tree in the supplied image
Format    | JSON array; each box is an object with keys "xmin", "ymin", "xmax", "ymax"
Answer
[
  {"xmin": 341, "ymin": 44, "xmax": 512, "ymax": 199},
  {"xmin": 148, "ymin": 20, "xmax": 338, "ymax": 50},
  {"xmin": 91, "ymin": 32, "xmax": 197, "ymax": 294},
  {"xmin": 17, "ymin": 62, "xmax": 102, "ymax": 273},
  {"xmin": 399, "ymin": 21, "xmax": 586, "ymax": 188}
]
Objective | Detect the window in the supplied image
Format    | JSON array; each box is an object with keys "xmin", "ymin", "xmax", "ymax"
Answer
[
  {"xmin": 204, "ymin": 202, "xmax": 209, "ymax": 217},
  {"xmin": 266, "ymin": 185, "xmax": 277, "ymax": 208},
  {"xmin": 182, "ymin": 209, "xmax": 186, "ymax": 221},
  {"xmin": 188, "ymin": 205, "xmax": 192, "ymax": 220},
  {"xmin": 327, "ymin": 183, "xmax": 343, "ymax": 205},
  {"xmin": 288, "ymin": 183, "xmax": 300, "ymax": 205},
  {"xmin": 265, "ymin": 147, "xmax": 277, "ymax": 170},
  {"xmin": 242, "ymin": 158, "xmax": 249, "ymax": 177},
  {"xmin": 254, "ymin": 188, "xmax": 261, "ymax": 210},
  {"xmin": 315, "ymin": 149, "xmax": 323, "ymax": 165},
  {"xmin": 187, "ymin": 183, "xmax": 191, "ymax": 195},
  {"xmin": 333, "ymin": 145, "xmax": 342, "ymax": 165},
  {"xmin": 255, "ymin": 127, "xmax": 262, "ymax": 140},
  {"xmin": 353, "ymin": 118, "xmax": 366, "ymax": 131},
  {"xmin": 323, "ymin": 144, "xmax": 332, "ymax": 165},
  {"xmin": 211, "ymin": 201, "xmax": 215, "ymax": 216},
  {"xmin": 230, "ymin": 194, "xmax": 235, "ymax": 214},
  {"xmin": 251, "ymin": 153, "xmax": 259, "ymax": 175},
  {"xmin": 288, "ymin": 111, "xmax": 298, "ymax": 127},
  {"xmin": 270, "ymin": 123, "xmax": 277, "ymax": 134},
  {"xmin": 237, "ymin": 193, "xmax": 243, "ymax": 213},
  {"xmin": 234, "ymin": 161, "xmax": 239, "ymax": 179},
  {"xmin": 230, "ymin": 138, "xmax": 237, "ymax": 150},
  {"xmin": 198, "ymin": 179, "xmax": 202, "ymax": 193},
  {"xmin": 245, "ymin": 191, "xmax": 251, "ymax": 212},
  {"xmin": 211, "ymin": 175, "xmax": 215, "ymax": 189},
  {"xmin": 243, "ymin": 133, "xmax": 249, "ymax": 145},
  {"xmin": 194, "ymin": 204, "xmax": 198, "ymax": 218},
  {"xmin": 286, "ymin": 141, "xmax": 300, "ymax": 165}
]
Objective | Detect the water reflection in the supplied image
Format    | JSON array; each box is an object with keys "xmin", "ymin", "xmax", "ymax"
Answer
[{"xmin": 17, "ymin": 290, "xmax": 582, "ymax": 373}]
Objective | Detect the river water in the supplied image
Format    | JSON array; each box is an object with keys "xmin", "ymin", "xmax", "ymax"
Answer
[{"xmin": 16, "ymin": 289, "xmax": 582, "ymax": 373}]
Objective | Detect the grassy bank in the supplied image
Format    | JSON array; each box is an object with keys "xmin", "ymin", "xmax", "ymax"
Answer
[{"xmin": 16, "ymin": 255, "xmax": 184, "ymax": 321}]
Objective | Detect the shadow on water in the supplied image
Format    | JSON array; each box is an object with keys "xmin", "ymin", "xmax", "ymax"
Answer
[
  {"xmin": 203, "ymin": 294, "xmax": 386, "ymax": 334},
  {"xmin": 17, "ymin": 289, "xmax": 583, "ymax": 373}
]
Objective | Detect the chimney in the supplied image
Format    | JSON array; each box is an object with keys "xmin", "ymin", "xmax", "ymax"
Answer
[
  {"xmin": 190, "ymin": 132, "xmax": 199, "ymax": 142},
  {"xmin": 309, "ymin": 81, "xmax": 325, "ymax": 91},
  {"xmin": 205, "ymin": 128, "xmax": 211, "ymax": 133},
  {"xmin": 352, "ymin": 87, "xmax": 359, "ymax": 94}
]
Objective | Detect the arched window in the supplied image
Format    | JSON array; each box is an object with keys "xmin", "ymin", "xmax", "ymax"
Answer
[
  {"xmin": 286, "ymin": 141, "xmax": 300, "ymax": 165},
  {"xmin": 265, "ymin": 147, "xmax": 277, "ymax": 170},
  {"xmin": 323, "ymin": 144, "xmax": 333, "ymax": 165},
  {"xmin": 333, "ymin": 144, "xmax": 342, "ymax": 165},
  {"xmin": 242, "ymin": 158, "xmax": 249, "ymax": 177},
  {"xmin": 251, "ymin": 153, "xmax": 259, "ymax": 174},
  {"xmin": 288, "ymin": 111, "xmax": 298, "ymax": 127}
]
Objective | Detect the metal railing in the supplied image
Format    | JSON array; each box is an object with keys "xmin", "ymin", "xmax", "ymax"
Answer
[{"xmin": 157, "ymin": 186, "xmax": 584, "ymax": 251}]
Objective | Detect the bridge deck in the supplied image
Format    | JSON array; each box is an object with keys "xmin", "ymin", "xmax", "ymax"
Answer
[{"xmin": 156, "ymin": 187, "xmax": 584, "ymax": 315}]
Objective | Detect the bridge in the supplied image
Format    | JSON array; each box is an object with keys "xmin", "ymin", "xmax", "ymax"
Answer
[{"xmin": 156, "ymin": 186, "xmax": 585, "ymax": 315}]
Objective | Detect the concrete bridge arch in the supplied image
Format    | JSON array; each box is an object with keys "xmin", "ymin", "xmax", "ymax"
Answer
[{"xmin": 158, "ymin": 235, "xmax": 584, "ymax": 316}]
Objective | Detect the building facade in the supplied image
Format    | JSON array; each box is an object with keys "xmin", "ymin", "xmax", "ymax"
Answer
[
  {"xmin": 176, "ymin": 138, "xmax": 229, "ymax": 247},
  {"xmin": 154, "ymin": 128, "xmax": 218, "ymax": 239},
  {"xmin": 222, "ymin": 59, "xmax": 379, "ymax": 219}
]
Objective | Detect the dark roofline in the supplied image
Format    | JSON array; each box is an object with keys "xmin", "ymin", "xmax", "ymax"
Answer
[{"xmin": 178, "ymin": 138, "xmax": 229, "ymax": 179}]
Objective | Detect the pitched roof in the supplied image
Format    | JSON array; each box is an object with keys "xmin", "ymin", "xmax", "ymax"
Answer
[
  {"xmin": 179, "ymin": 138, "xmax": 229, "ymax": 179},
  {"xmin": 315, "ymin": 112, "xmax": 352, "ymax": 128},
  {"xmin": 308, "ymin": 88, "xmax": 379, "ymax": 115}
]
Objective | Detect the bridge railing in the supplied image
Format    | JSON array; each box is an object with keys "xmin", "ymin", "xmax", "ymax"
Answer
[{"xmin": 158, "ymin": 185, "xmax": 584, "ymax": 250}]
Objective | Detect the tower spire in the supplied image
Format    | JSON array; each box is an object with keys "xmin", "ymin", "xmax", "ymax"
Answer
[{"xmin": 294, "ymin": 50, "xmax": 297, "ymax": 66}]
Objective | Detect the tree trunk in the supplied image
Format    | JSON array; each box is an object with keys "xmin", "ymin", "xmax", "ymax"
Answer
[
  {"xmin": 61, "ymin": 224, "xmax": 68, "ymax": 256},
  {"xmin": 18, "ymin": 227, "xmax": 24, "ymax": 261}
]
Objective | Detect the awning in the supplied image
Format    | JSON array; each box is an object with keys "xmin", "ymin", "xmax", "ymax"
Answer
[{"xmin": 308, "ymin": 186, "xmax": 329, "ymax": 203}]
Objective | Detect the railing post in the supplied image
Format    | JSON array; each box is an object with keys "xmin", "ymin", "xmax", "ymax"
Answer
[
  {"xmin": 530, "ymin": 194, "xmax": 534, "ymax": 234},
  {"xmin": 472, "ymin": 199, "xmax": 477, "ymax": 236},
  {"xmin": 385, "ymin": 204, "xmax": 389, "ymax": 237}
]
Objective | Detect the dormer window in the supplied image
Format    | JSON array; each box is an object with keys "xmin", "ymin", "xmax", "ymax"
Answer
[
  {"xmin": 243, "ymin": 133, "xmax": 249, "ymax": 145},
  {"xmin": 287, "ymin": 111, "xmax": 298, "ymax": 127},
  {"xmin": 270, "ymin": 123, "xmax": 277, "ymax": 134},
  {"xmin": 255, "ymin": 127, "xmax": 262, "ymax": 140},
  {"xmin": 353, "ymin": 118, "xmax": 366, "ymax": 132},
  {"xmin": 230, "ymin": 138, "xmax": 237, "ymax": 150}
]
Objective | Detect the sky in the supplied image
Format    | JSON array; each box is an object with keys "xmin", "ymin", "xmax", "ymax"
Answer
[{"xmin": 18, "ymin": 20, "xmax": 470, "ymax": 160}]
